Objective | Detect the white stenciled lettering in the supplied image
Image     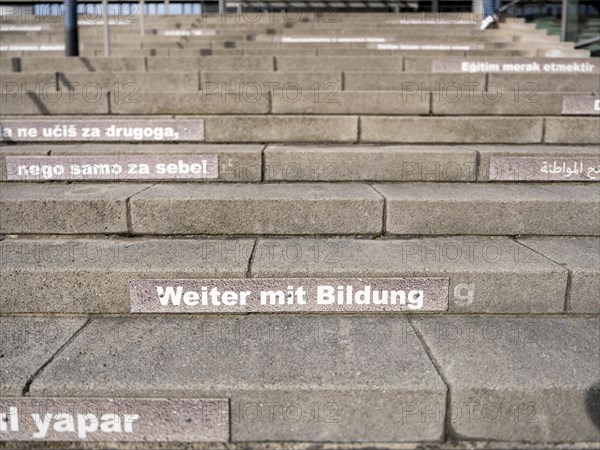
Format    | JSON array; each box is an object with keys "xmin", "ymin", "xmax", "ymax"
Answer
[
  {"xmin": 316, "ymin": 285, "xmax": 424, "ymax": 309},
  {"xmin": 77, "ymin": 413, "xmax": 98, "ymax": 439},
  {"xmin": 52, "ymin": 413, "xmax": 76, "ymax": 433},
  {"xmin": 105, "ymin": 125, "xmax": 178, "ymax": 141},
  {"xmin": 156, "ymin": 286, "xmax": 250, "ymax": 307},
  {"xmin": 31, "ymin": 413, "xmax": 53, "ymax": 438},
  {"xmin": 157, "ymin": 286, "xmax": 184, "ymax": 305},
  {"xmin": 0, "ymin": 406, "xmax": 19, "ymax": 432},
  {"xmin": 123, "ymin": 414, "xmax": 140, "ymax": 433},
  {"xmin": 29, "ymin": 412, "xmax": 140, "ymax": 439}
]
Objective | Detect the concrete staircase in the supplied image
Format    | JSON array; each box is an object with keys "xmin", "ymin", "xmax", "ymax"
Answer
[{"xmin": 1, "ymin": 11, "xmax": 599, "ymax": 448}]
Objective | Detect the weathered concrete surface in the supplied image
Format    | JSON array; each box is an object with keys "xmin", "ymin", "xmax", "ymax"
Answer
[
  {"xmin": 201, "ymin": 71, "xmax": 342, "ymax": 89},
  {"xmin": 544, "ymin": 118, "xmax": 600, "ymax": 144},
  {"xmin": 457, "ymin": 145, "xmax": 600, "ymax": 181},
  {"xmin": 360, "ymin": 117, "xmax": 543, "ymax": 143},
  {"xmin": 55, "ymin": 71, "xmax": 200, "ymax": 91},
  {"xmin": 1, "ymin": 92, "xmax": 110, "ymax": 115},
  {"xmin": 0, "ymin": 238, "xmax": 252, "ymax": 313},
  {"xmin": 110, "ymin": 92, "xmax": 269, "ymax": 115},
  {"xmin": 518, "ymin": 237, "xmax": 600, "ymax": 313},
  {"xmin": 374, "ymin": 183, "xmax": 600, "ymax": 236},
  {"xmin": 0, "ymin": 145, "xmax": 49, "ymax": 180},
  {"xmin": 431, "ymin": 93, "xmax": 564, "ymax": 115},
  {"xmin": 488, "ymin": 73, "xmax": 600, "ymax": 92},
  {"xmin": 146, "ymin": 57, "xmax": 273, "ymax": 72},
  {"xmin": 275, "ymin": 56, "xmax": 404, "ymax": 72},
  {"xmin": 250, "ymin": 237, "xmax": 567, "ymax": 313},
  {"xmin": 203, "ymin": 116, "xmax": 358, "ymax": 143},
  {"xmin": 129, "ymin": 183, "xmax": 383, "ymax": 235},
  {"xmin": 413, "ymin": 315, "xmax": 600, "ymax": 442},
  {"xmin": 271, "ymin": 91, "xmax": 429, "ymax": 115},
  {"xmin": 344, "ymin": 72, "xmax": 486, "ymax": 91},
  {"xmin": 0, "ymin": 183, "xmax": 150, "ymax": 234},
  {"xmin": 264, "ymin": 145, "xmax": 477, "ymax": 181},
  {"xmin": 18, "ymin": 57, "xmax": 146, "ymax": 72},
  {"xmin": 29, "ymin": 315, "xmax": 447, "ymax": 442},
  {"xmin": 0, "ymin": 316, "xmax": 86, "ymax": 395}
]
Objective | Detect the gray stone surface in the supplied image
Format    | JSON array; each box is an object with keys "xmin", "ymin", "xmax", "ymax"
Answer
[
  {"xmin": 275, "ymin": 56, "xmax": 404, "ymax": 72},
  {"xmin": 203, "ymin": 116, "xmax": 358, "ymax": 142},
  {"xmin": 0, "ymin": 238, "xmax": 252, "ymax": 313},
  {"xmin": 55, "ymin": 72, "xmax": 200, "ymax": 92},
  {"xmin": 0, "ymin": 439, "xmax": 597, "ymax": 450},
  {"xmin": 129, "ymin": 183, "xmax": 383, "ymax": 235},
  {"xmin": 18, "ymin": 57, "xmax": 146, "ymax": 72},
  {"xmin": 360, "ymin": 117, "xmax": 543, "ymax": 143},
  {"xmin": 251, "ymin": 237, "xmax": 567, "ymax": 313},
  {"xmin": 545, "ymin": 118, "xmax": 600, "ymax": 144},
  {"xmin": 146, "ymin": 56, "xmax": 273, "ymax": 72},
  {"xmin": 264, "ymin": 145, "xmax": 477, "ymax": 181},
  {"xmin": 242, "ymin": 48, "xmax": 317, "ymax": 56},
  {"xmin": 344, "ymin": 72, "xmax": 486, "ymax": 91},
  {"xmin": 0, "ymin": 183, "xmax": 149, "ymax": 234},
  {"xmin": 0, "ymin": 145, "xmax": 49, "ymax": 181},
  {"xmin": 374, "ymin": 183, "xmax": 600, "ymax": 236},
  {"xmin": 29, "ymin": 315, "xmax": 446, "ymax": 442},
  {"xmin": 431, "ymin": 93, "xmax": 564, "ymax": 115},
  {"xmin": 0, "ymin": 72, "xmax": 56, "ymax": 87},
  {"xmin": 562, "ymin": 96, "xmax": 600, "ymax": 115},
  {"xmin": 111, "ymin": 92, "xmax": 269, "ymax": 115},
  {"xmin": 458, "ymin": 145, "xmax": 600, "ymax": 181},
  {"xmin": 1, "ymin": 92, "xmax": 110, "ymax": 115},
  {"xmin": 518, "ymin": 237, "xmax": 600, "ymax": 313},
  {"xmin": 0, "ymin": 316, "xmax": 86, "ymax": 395},
  {"xmin": 414, "ymin": 315, "xmax": 600, "ymax": 442},
  {"xmin": 0, "ymin": 397, "xmax": 228, "ymax": 442},
  {"xmin": 0, "ymin": 57, "xmax": 17, "ymax": 73},
  {"xmin": 488, "ymin": 73, "xmax": 600, "ymax": 92},
  {"xmin": 272, "ymin": 91, "xmax": 429, "ymax": 115},
  {"xmin": 403, "ymin": 57, "xmax": 438, "ymax": 72},
  {"xmin": 201, "ymin": 71, "xmax": 342, "ymax": 89}
]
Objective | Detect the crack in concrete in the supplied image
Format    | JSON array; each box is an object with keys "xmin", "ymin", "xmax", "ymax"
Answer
[{"xmin": 21, "ymin": 318, "xmax": 91, "ymax": 396}]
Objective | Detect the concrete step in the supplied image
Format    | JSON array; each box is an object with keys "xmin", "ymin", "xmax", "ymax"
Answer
[
  {"xmin": 346, "ymin": 72, "xmax": 600, "ymax": 92},
  {"xmin": 262, "ymin": 144, "xmax": 600, "ymax": 182},
  {"xmin": 0, "ymin": 13, "xmax": 597, "ymax": 449},
  {"xmin": 3, "ymin": 89, "xmax": 599, "ymax": 117},
  {"xmin": 1, "ymin": 116, "xmax": 598, "ymax": 144},
  {"xmin": 3, "ymin": 144, "xmax": 598, "ymax": 183},
  {"xmin": 359, "ymin": 116, "xmax": 598, "ymax": 144},
  {"xmin": 3, "ymin": 236, "xmax": 599, "ymax": 314},
  {"xmin": 1, "ymin": 71, "xmax": 200, "ymax": 91},
  {"xmin": 8, "ymin": 70, "xmax": 598, "ymax": 95},
  {"xmin": 4, "ymin": 55, "xmax": 597, "ymax": 75},
  {"xmin": 0, "ymin": 56, "xmax": 277, "ymax": 73},
  {"xmin": 1, "ymin": 314, "xmax": 598, "ymax": 442},
  {"xmin": 11, "ymin": 70, "xmax": 596, "ymax": 95},
  {"xmin": 1, "ymin": 182, "xmax": 598, "ymax": 236},
  {"xmin": 404, "ymin": 56, "xmax": 600, "ymax": 72},
  {"xmin": 0, "ymin": 143, "xmax": 263, "ymax": 182},
  {"xmin": 1, "ymin": 314, "xmax": 447, "ymax": 442}
]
